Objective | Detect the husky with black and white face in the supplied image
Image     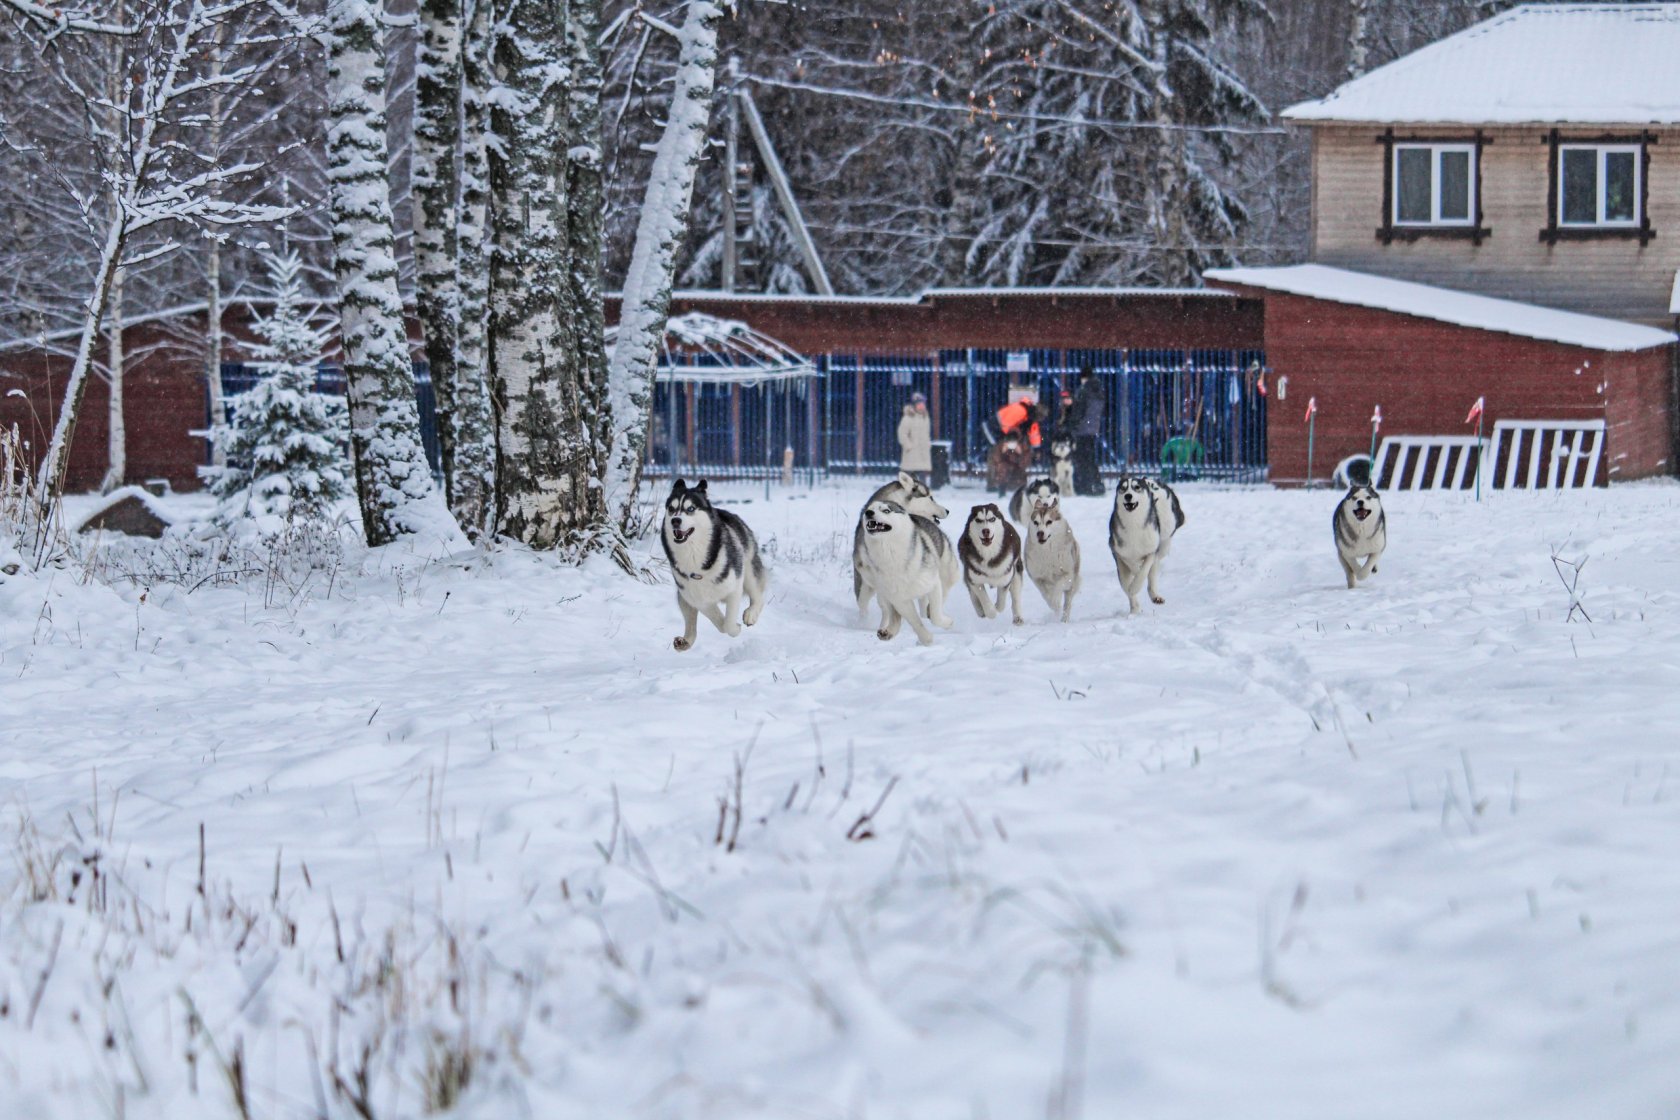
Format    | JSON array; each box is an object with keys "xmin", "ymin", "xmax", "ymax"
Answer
[
  {"xmin": 1049, "ymin": 438, "xmax": 1074, "ymax": 499},
  {"xmin": 857, "ymin": 499, "xmax": 961, "ymax": 645},
  {"xmin": 1142, "ymin": 478, "xmax": 1186, "ymax": 605},
  {"xmin": 1008, "ymin": 477, "xmax": 1059, "ymax": 524},
  {"xmin": 853, "ymin": 471, "xmax": 950, "ymax": 620},
  {"xmin": 1107, "ymin": 475, "xmax": 1161, "ymax": 616},
  {"xmin": 661, "ymin": 479, "xmax": 768, "ymax": 651},
  {"xmin": 1024, "ymin": 500, "xmax": 1081, "ymax": 623},
  {"xmin": 958, "ymin": 503, "xmax": 1024, "ymax": 625},
  {"xmin": 1333, "ymin": 485, "xmax": 1387, "ymax": 590}
]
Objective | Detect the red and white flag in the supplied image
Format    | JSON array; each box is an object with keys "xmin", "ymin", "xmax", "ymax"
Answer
[
  {"xmin": 1371, "ymin": 405, "xmax": 1383, "ymax": 429},
  {"xmin": 1304, "ymin": 396, "xmax": 1317, "ymax": 422},
  {"xmin": 1465, "ymin": 396, "xmax": 1485, "ymax": 425}
]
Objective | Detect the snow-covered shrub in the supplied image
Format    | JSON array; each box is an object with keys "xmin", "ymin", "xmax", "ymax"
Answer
[{"xmin": 202, "ymin": 250, "xmax": 350, "ymax": 532}]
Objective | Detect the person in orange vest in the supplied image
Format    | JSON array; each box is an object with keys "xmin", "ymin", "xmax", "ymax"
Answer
[{"xmin": 987, "ymin": 398, "xmax": 1045, "ymax": 450}]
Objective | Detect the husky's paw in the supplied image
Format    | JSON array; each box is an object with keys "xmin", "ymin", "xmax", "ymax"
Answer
[
  {"xmin": 876, "ymin": 629, "xmax": 893, "ymax": 642},
  {"xmin": 1012, "ymin": 616, "xmax": 1024, "ymax": 626},
  {"xmin": 722, "ymin": 622, "xmax": 742, "ymax": 637},
  {"xmin": 933, "ymin": 616, "xmax": 954, "ymax": 630},
  {"xmin": 673, "ymin": 636, "xmax": 693, "ymax": 651},
  {"xmin": 916, "ymin": 633, "xmax": 935, "ymax": 647},
  {"xmin": 1151, "ymin": 594, "xmax": 1165, "ymax": 604},
  {"xmin": 742, "ymin": 608, "xmax": 762, "ymax": 626}
]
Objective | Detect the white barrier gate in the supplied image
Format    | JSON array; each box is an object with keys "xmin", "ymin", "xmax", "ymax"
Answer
[
  {"xmin": 1488, "ymin": 419, "xmax": 1605, "ymax": 489},
  {"xmin": 1373, "ymin": 435, "xmax": 1490, "ymax": 491}
]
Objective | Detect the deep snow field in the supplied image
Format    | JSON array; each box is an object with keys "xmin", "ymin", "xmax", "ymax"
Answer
[{"xmin": 3, "ymin": 477, "xmax": 1680, "ymax": 1119}]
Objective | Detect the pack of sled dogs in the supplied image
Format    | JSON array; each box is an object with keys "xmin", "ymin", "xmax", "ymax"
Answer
[{"xmin": 661, "ymin": 471, "xmax": 1388, "ymax": 649}]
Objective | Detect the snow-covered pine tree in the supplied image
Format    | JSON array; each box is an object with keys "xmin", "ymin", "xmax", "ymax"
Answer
[
  {"xmin": 603, "ymin": 0, "xmax": 724, "ymax": 534},
  {"xmin": 205, "ymin": 250, "xmax": 350, "ymax": 525},
  {"xmin": 953, "ymin": 0, "xmax": 1266, "ymax": 288},
  {"xmin": 486, "ymin": 0, "xmax": 606, "ymax": 549},
  {"xmin": 324, "ymin": 0, "xmax": 446, "ymax": 545}
]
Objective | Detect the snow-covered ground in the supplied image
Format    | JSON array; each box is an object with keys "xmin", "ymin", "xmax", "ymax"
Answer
[{"xmin": 4, "ymin": 478, "xmax": 1679, "ymax": 1119}]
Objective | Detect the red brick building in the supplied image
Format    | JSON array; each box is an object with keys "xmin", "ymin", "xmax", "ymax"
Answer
[{"xmin": 1207, "ymin": 265, "xmax": 1677, "ymax": 486}]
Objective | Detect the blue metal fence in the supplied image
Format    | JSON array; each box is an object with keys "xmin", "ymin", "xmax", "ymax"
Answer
[{"xmin": 221, "ymin": 346, "xmax": 1267, "ymax": 486}]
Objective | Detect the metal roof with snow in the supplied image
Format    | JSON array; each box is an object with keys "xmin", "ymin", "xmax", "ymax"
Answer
[
  {"xmin": 1284, "ymin": 4, "xmax": 1680, "ymax": 126},
  {"xmin": 1204, "ymin": 264, "xmax": 1678, "ymax": 352}
]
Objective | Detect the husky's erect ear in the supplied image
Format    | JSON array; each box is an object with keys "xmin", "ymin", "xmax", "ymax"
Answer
[
  {"xmin": 896, "ymin": 470, "xmax": 916, "ymax": 490},
  {"xmin": 670, "ymin": 478, "xmax": 687, "ymax": 494},
  {"xmin": 694, "ymin": 479, "xmax": 709, "ymax": 494}
]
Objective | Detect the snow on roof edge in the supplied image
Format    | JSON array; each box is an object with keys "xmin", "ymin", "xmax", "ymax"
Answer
[
  {"xmin": 1283, "ymin": 4, "xmax": 1680, "ymax": 126},
  {"xmin": 74, "ymin": 486, "xmax": 176, "ymax": 533},
  {"xmin": 655, "ymin": 286, "xmax": 1236, "ymax": 304},
  {"xmin": 1204, "ymin": 264, "xmax": 1677, "ymax": 352}
]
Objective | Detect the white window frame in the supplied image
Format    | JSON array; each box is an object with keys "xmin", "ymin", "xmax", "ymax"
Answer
[
  {"xmin": 1392, "ymin": 143, "xmax": 1477, "ymax": 227},
  {"xmin": 1557, "ymin": 143, "xmax": 1642, "ymax": 228}
]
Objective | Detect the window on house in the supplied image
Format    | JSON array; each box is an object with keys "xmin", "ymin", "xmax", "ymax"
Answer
[
  {"xmin": 1394, "ymin": 143, "xmax": 1475, "ymax": 225},
  {"xmin": 1558, "ymin": 144, "xmax": 1641, "ymax": 226}
]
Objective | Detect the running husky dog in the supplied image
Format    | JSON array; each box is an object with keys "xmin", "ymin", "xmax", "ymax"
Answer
[
  {"xmin": 1007, "ymin": 477, "xmax": 1060, "ymax": 524},
  {"xmin": 1107, "ymin": 475, "xmax": 1161, "ymax": 615},
  {"xmin": 661, "ymin": 479, "xmax": 768, "ymax": 651},
  {"xmin": 857, "ymin": 499, "xmax": 961, "ymax": 645},
  {"xmin": 1142, "ymin": 478, "xmax": 1186, "ymax": 605},
  {"xmin": 853, "ymin": 471, "xmax": 949, "ymax": 620},
  {"xmin": 959, "ymin": 503, "xmax": 1024, "ymax": 625},
  {"xmin": 1333, "ymin": 484, "xmax": 1387, "ymax": 589},
  {"xmin": 1025, "ymin": 500, "xmax": 1081, "ymax": 622},
  {"xmin": 1049, "ymin": 438, "xmax": 1075, "ymax": 499}
]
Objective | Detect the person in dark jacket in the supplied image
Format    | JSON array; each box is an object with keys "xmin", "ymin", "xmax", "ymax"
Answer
[{"xmin": 1065, "ymin": 367, "xmax": 1106, "ymax": 495}]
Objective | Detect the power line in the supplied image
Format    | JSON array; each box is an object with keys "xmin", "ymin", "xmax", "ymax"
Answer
[{"xmin": 742, "ymin": 73, "xmax": 1289, "ymax": 137}]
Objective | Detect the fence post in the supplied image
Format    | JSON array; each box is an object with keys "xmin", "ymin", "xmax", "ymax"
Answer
[{"xmin": 965, "ymin": 347, "xmax": 976, "ymax": 470}]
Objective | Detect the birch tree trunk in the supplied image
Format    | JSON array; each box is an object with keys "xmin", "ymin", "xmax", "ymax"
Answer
[
  {"xmin": 325, "ymin": 0, "xmax": 445, "ymax": 545},
  {"xmin": 449, "ymin": 0, "xmax": 496, "ymax": 535},
  {"xmin": 204, "ymin": 21, "xmax": 228, "ymax": 468},
  {"xmin": 566, "ymin": 0, "xmax": 610, "ymax": 475},
  {"xmin": 100, "ymin": 263, "xmax": 126, "ymax": 493},
  {"xmin": 602, "ymin": 0, "xmax": 723, "ymax": 534},
  {"xmin": 413, "ymin": 0, "xmax": 469, "ymax": 524},
  {"xmin": 486, "ymin": 0, "xmax": 601, "ymax": 549}
]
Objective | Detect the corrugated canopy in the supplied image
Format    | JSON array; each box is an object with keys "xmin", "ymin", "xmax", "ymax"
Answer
[{"xmin": 608, "ymin": 312, "xmax": 818, "ymax": 386}]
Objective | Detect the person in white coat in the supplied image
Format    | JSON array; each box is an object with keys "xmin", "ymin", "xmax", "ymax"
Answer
[{"xmin": 897, "ymin": 391, "xmax": 932, "ymax": 484}]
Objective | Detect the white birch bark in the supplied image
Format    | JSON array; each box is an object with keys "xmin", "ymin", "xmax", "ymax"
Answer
[
  {"xmin": 566, "ymin": 0, "xmax": 609, "ymax": 485},
  {"xmin": 449, "ymin": 0, "xmax": 495, "ymax": 536},
  {"xmin": 324, "ymin": 0, "xmax": 447, "ymax": 546},
  {"xmin": 100, "ymin": 263, "xmax": 126, "ymax": 493},
  {"xmin": 487, "ymin": 0, "xmax": 603, "ymax": 549},
  {"xmin": 204, "ymin": 20, "xmax": 228, "ymax": 467},
  {"xmin": 412, "ymin": 0, "xmax": 472, "ymax": 527},
  {"xmin": 601, "ymin": 0, "xmax": 723, "ymax": 534}
]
